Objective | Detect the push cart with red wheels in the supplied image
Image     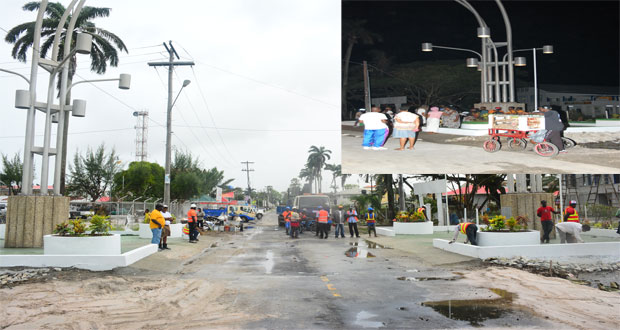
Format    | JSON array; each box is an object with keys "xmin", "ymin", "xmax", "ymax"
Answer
[
  {"xmin": 482, "ymin": 114, "xmax": 561, "ymax": 157},
  {"xmin": 483, "ymin": 128, "xmax": 559, "ymax": 157}
]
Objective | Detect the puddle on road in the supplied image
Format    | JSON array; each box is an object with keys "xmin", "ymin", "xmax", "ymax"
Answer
[
  {"xmin": 346, "ymin": 239, "xmax": 393, "ymax": 257},
  {"xmin": 354, "ymin": 311, "xmax": 384, "ymax": 328},
  {"xmin": 263, "ymin": 250, "xmax": 274, "ymax": 274},
  {"xmin": 397, "ymin": 276, "xmax": 463, "ymax": 282},
  {"xmin": 421, "ymin": 288, "xmax": 516, "ymax": 326},
  {"xmin": 345, "ymin": 247, "xmax": 375, "ymax": 258}
]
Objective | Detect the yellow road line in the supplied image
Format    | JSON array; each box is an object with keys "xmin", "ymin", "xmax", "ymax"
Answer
[
  {"xmin": 327, "ymin": 284, "xmax": 336, "ymax": 291},
  {"xmin": 320, "ymin": 276, "xmax": 329, "ymax": 282}
]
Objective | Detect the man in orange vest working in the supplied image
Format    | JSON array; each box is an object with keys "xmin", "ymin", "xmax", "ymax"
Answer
[
  {"xmin": 187, "ymin": 204, "xmax": 199, "ymax": 243},
  {"xmin": 282, "ymin": 207, "xmax": 292, "ymax": 235},
  {"xmin": 317, "ymin": 205, "xmax": 329, "ymax": 239},
  {"xmin": 449, "ymin": 221, "xmax": 478, "ymax": 245},
  {"xmin": 366, "ymin": 207, "xmax": 377, "ymax": 237},
  {"xmin": 564, "ymin": 200, "xmax": 580, "ymax": 223}
]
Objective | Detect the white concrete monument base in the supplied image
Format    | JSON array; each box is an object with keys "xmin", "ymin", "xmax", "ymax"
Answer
[
  {"xmin": 394, "ymin": 221, "xmax": 434, "ymax": 235},
  {"xmin": 169, "ymin": 223, "xmax": 183, "ymax": 238},
  {"xmin": 139, "ymin": 223, "xmax": 152, "ymax": 238},
  {"xmin": 44, "ymin": 234, "xmax": 121, "ymax": 255},
  {"xmin": 477, "ymin": 231, "xmax": 540, "ymax": 246}
]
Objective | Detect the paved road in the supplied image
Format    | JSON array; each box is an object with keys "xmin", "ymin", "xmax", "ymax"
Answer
[
  {"xmin": 2, "ymin": 212, "xmax": 554, "ymax": 329},
  {"xmin": 341, "ymin": 133, "xmax": 620, "ymax": 174},
  {"xmin": 141, "ymin": 212, "xmax": 550, "ymax": 329}
]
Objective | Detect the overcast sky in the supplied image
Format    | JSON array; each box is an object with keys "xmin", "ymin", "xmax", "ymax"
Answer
[{"xmin": 0, "ymin": 0, "xmax": 341, "ymax": 193}]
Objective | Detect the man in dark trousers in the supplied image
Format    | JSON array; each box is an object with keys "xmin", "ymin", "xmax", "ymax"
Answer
[
  {"xmin": 187, "ymin": 204, "xmax": 199, "ymax": 243},
  {"xmin": 537, "ymin": 200, "xmax": 560, "ymax": 243},
  {"xmin": 449, "ymin": 222, "xmax": 478, "ymax": 245},
  {"xmin": 317, "ymin": 206, "xmax": 329, "ymax": 239},
  {"xmin": 539, "ymin": 106, "xmax": 565, "ymax": 153},
  {"xmin": 346, "ymin": 206, "xmax": 360, "ymax": 238},
  {"xmin": 333, "ymin": 205, "xmax": 346, "ymax": 238}
]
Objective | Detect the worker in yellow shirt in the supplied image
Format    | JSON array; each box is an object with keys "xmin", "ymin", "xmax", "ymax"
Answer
[{"xmin": 149, "ymin": 204, "xmax": 166, "ymax": 249}]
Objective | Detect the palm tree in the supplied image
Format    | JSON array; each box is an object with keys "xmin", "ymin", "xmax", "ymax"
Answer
[
  {"xmin": 307, "ymin": 145, "xmax": 331, "ymax": 193},
  {"xmin": 299, "ymin": 165, "xmax": 314, "ymax": 193},
  {"xmin": 324, "ymin": 163, "xmax": 341, "ymax": 193},
  {"xmin": 342, "ymin": 19, "xmax": 381, "ymax": 119},
  {"xmin": 5, "ymin": 2, "xmax": 128, "ymax": 194}
]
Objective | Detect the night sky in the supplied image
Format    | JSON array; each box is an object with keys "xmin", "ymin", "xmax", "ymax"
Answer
[{"xmin": 344, "ymin": 0, "xmax": 620, "ymax": 87}]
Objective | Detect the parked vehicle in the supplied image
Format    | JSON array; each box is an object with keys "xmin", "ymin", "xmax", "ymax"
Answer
[
  {"xmin": 202, "ymin": 205, "xmax": 255, "ymax": 222},
  {"xmin": 293, "ymin": 194, "xmax": 331, "ymax": 230}
]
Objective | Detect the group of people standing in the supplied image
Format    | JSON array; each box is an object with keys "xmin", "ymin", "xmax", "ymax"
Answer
[
  {"xmin": 146, "ymin": 203, "xmax": 173, "ymax": 250},
  {"xmin": 281, "ymin": 205, "xmax": 380, "ymax": 239},
  {"xmin": 355, "ymin": 104, "xmax": 463, "ymax": 151}
]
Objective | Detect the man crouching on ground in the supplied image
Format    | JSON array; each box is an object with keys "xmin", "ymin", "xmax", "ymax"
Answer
[{"xmin": 449, "ymin": 222, "xmax": 478, "ymax": 245}]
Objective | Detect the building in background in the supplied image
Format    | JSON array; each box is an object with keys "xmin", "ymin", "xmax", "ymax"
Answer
[{"xmin": 517, "ymin": 84, "xmax": 620, "ymax": 118}]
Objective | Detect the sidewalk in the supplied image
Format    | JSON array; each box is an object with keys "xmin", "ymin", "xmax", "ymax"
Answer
[{"xmin": 364, "ymin": 232, "xmax": 477, "ymax": 266}]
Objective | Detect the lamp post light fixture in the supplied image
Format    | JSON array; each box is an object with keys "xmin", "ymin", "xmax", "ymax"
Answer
[
  {"xmin": 514, "ymin": 57, "xmax": 527, "ymax": 67},
  {"xmin": 542, "ymin": 45, "xmax": 554, "ymax": 54},
  {"xmin": 466, "ymin": 57, "xmax": 479, "ymax": 67},
  {"xmin": 477, "ymin": 26, "xmax": 491, "ymax": 38},
  {"xmin": 421, "ymin": 43, "xmax": 433, "ymax": 52}
]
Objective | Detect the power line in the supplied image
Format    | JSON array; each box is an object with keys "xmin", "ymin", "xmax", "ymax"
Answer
[
  {"xmin": 173, "ymin": 124, "xmax": 339, "ymax": 132},
  {"xmin": 193, "ymin": 59, "xmax": 339, "ymax": 108}
]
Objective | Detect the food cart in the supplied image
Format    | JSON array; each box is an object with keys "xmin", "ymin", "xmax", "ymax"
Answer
[{"xmin": 482, "ymin": 114, "xmax": 561, "ymax": 157}]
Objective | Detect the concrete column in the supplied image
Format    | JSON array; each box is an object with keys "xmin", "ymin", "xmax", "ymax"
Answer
[
  {"xmin": 516, "ymin": 174, "xmax": 528, "ymax": 193},
  {"xmin": 506, "ymin": 174, "xmax": 515, "ymax": 193},
  {"xmin": 535, "ymin": 174, "xmax": 543, "ymax": 192},
  {"xmin": 436, "ymin": 193, "xmax": 445, "ymax": 226},
  {"xmin": 5, "ymin": 196, "xmax": 69, "ymax": 248}
]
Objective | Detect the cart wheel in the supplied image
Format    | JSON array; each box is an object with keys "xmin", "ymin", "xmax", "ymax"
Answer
[
  {"xmin": 509, "ymin": 138, "xmax": 527, "ymax": 150},
  {"xmin": 562, "ymin": 137, "xmax": 576, "ymax": 149},
  {"xmin": 534, "ymin": 142, "xmax": 559, "ymax": 157},
  {"xmin": 483, "ymin": 139, "xmax": 501, "ymax": 153}
]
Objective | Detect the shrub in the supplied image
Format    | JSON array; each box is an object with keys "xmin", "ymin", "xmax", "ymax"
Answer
[
  {"xmin": 53, "ymin": 222, "xmax": 71, "ymax": 236},
  {"xmin": 88, "ymin": 215, "xmax": 111, "ymax": 235},
  {"xmin": 70, "ymin": 219, "xmax": 87, "ymax": 235}
]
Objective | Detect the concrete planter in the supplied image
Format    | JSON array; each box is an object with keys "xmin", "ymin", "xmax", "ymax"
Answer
[
  {"xmin": 584, "ymin": 228, "xmax": 619, "ymax": 238},
  {"xmin": 139, "ymin": 223, "xmax": 152, "ymax": 239},
  {"xmin": 169, "ymin": 223, "xmax": 183, "ymax": 238},
  {"xmin": 595, "ymin": 119, "xmax": 620, "ymax": 127},
  {"xmin": 477, "ymin": 230, "xmax": 540, "ymax": 246},
  {"xmin": 461, "ymin": 122, "xmax": 489, "ymax": 130},
  {"xmin": 44, "ymin": 234, "xmax": 121, "ymax": 255},
  {"xmin": 394, "ymin": 221, "xmax": 433, "ymax": 235},
  {"xmin": 0, "ymin": 223, "xmax": 5, "ymax": 240}
]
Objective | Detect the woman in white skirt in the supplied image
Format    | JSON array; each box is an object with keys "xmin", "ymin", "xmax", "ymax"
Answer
[
  {"xmin": 393, "ymin": 106, "xmax": 420, "ymax": 150},
  {"xmin": 426, "ymin": 106, "xmax": 442, "ymax": 133}
]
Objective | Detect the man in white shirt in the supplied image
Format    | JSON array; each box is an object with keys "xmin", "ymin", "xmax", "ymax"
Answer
[
  {"xmin": 555, "ymin": 222, "xmax": 590, "ymax": 243},
  {"xmin": 160, "ymin": 205, "xmax": 173, "ymax": 250},
  {"xmin": 358, "ymin": 106, "xmax": 388, "ymax": 150}
]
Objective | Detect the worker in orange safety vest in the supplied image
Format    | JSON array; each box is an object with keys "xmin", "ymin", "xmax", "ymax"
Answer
[
  {"xmin": 282, "ymin": 207, "xmax": 292, "ymax": 235},
  {"xmin": 187, "ymin": 204, "xmax": 199, "ymax": 243},
  {"xmin": 317, "ymin": 206, "xmax": 329, "ymax": 239},
  {"xmin": 564, "ymin": 200, "xmax": 580, "ymax": 223},
  {"xmin": 366, "ymin": 207, "xmax": 377, "ymax": 237}
]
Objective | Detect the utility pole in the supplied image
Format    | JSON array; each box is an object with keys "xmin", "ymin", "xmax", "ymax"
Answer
[
  {"xmin": 363, "ymin": 60, "xmax": 371, "ymax": 110},
  {"xmin": 241, "ymin": 161, "xmax": 255, "ymax": 198},
  {"xmin": 398, "ymin": 174, "xmax": 405, "ymax": 211},
  {"xmin": 147, "ymin": 41, "xmax": 194, "ymax": 205}
]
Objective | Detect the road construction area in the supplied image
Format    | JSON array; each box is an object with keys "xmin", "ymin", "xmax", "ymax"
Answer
[
  {"xmin": 342, "ymin": 129, "xmax": 620, "ymax": 174},
  {"xmin": 1, "ymin": 211, "xmax": 619, "ymax": 329}
]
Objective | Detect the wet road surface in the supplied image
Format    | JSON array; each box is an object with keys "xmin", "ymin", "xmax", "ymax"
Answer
[{"xmin": 174, "ymin": 212, "xmax": 553, "ymax": 329}]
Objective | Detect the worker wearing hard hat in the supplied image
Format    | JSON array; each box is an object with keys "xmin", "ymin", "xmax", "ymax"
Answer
[
  {"xmin": 160, "ymin": 205, "xmax": 172, "ymax": 250},
  {"xmin": 187, "ymin": 204, "xmax": 199, "ymax": 243},
  {"xmin": 333, "ymin": 205, "xmax": 346, "ymax": 238},
  {"xmin": 366, "ymin": 207, "xmax": 377, "ymax": 237},
  {"xmin": 564, "ymin": 200, "xmax": 580, "ymax": 223}
]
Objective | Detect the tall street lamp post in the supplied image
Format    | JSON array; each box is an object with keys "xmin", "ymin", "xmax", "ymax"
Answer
[{"xmin": 163, "ymin": 79, "xmax": 191, "ymax": 206}]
